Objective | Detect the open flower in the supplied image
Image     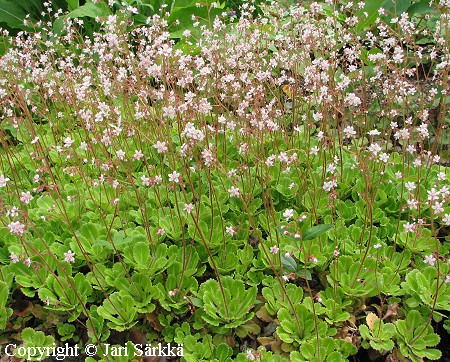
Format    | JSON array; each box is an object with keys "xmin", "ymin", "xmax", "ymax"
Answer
[
  {"xmin": 283, "ymin": 209, "xmax": 294, "ymax": 221},
  {"xmin": 0, "ymin": 174, "xmax": 10, "ymax": 187},
  {"xmin": 228, "ymin": 186, "xmax": 240, "ymax": 197},
  {"xmin": 183, "ymin": 203, "xmax": 194, "ymax": 214},
  {"xmin": 154, "ymin": 141, "xmax": 168, "ymax": 154},
  {"xmin": 169, "ymin": 171, "xmax": 181, "ymax": 183},
  {"xmin": 8, "ymin": 221, "xmax": 26, "ymax": 236},
  {"xmin": 64, "ymin": 250, "xmax": 76, "ymax": 263}
]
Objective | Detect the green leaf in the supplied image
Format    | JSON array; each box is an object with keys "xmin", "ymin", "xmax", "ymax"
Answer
[
  {"xmin": 302, "ymin": 224, "xmax": 333, "ymax": 241},
  {"xmin": 80, "ymin": 223, "xmax": 99, "ymax": 242},
  {"xmin": 0, "ymin": 0, "xmax": 42, "ymax": 30},
  {"xmin": 53, "ymin": 1, "xmax": 111, "ymax": 34},
  {"xmin": 214, "ymin": 343, "xmax": 233, "ymax": 361},
  {"xmin": 407, "ymin": 1, "xmax": 435, "ymax": 16},
  {"xmin": 67, "ymin": 0, "xmax": 80, "ymax": 11},
  {"xmin": 281, "ymin": 254, "xmax": 297, "ymax": 272},
  {"xmin": 422, "ymin": 348, "xmax": 442, "ymax": 360},
  {"xmin": 133, "ymin": 242, "xmax": 151, "ymax": 268}
]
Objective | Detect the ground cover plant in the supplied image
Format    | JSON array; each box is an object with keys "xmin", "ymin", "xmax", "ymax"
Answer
[{"xmin": 0, "ymin": 0, "xmax": 449, "ymax": 361}]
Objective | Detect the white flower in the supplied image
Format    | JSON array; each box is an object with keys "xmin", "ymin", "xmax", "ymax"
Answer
[
  {"xmin": 0, "ymin": 174, "xmax": 10, "ymax": 187},
  {"xmin": 246, "ymin": 349, "xmax": 256, "ymax": 361},
  {"xmin": 20, "ymin": 191, "xmax": 33, "ymax": 204},
  {"xmin": 344, "ymin": 93, "xmax": 362, "ymax": 107},
  {"xmin": 201, "ymin": 149, "xmax": 214, "ymax": 166},
  {"xmin": 423, "ymin": 254, "xmax": 436, "ymax": 266},
  {"xmin": 154, "ymin": 141, "xmax": 168, "ymax": 154},
  {"xmin": 8, "ymin": 221, "xmax": 26, "ymax": 236},
  {"xmin": 442, "ymin": 214, "xmax": 450, "ymax": 226},
  {"xmin": 226, "ymin": 226, "xmax": 236, "ymax": 235},
  {"xmin": 6, "ymin": 206, "xmax": 19, "ymax": 217},
  {"xmin": 407, "ymin": 198, "xmax": 418, "ymax": 210},
  {"xmin": 404, "ymin": 222, "xmax": 416, "ymax": 233},
  {"xmin": 368, "ymin": 129, "xmax": 381, "ymax": 136},
  {"xmin": 270, "ymin": 246, "xmax": 280, "ymax": 255},
  {"xmin": 343, "ymin": 125, "xmax": 356, "ymax": 138},
  {"xmin": 141, "ymin": 175, "xmax": 151, "ymax": 186},
  {"xmin": 283, "ymin": 209, "xmax": 294, "ymax": 221},
  {"xmin": 116, "ymin": 149, "xmax": 126, "ymax": 160},
  {"xmin": 228, "ymin": 186, "xmax": 240, "ymax": 197},
  {"xmin": 323, "ymin": 179, "xmax": 337, "ymax": 192},
  {"xmin": 183, "ymin": 203, "xmax": 194, "ymax": 214},
  {"xmin": 379, "ymin": 153, "xmax": 389, "ymax": 163},
  {"xmin": 64, "ymin": 250, "xmax": 75, "ymax": 263},
  {"xmin": 10, "ymin": 252, "xmax": 20, "ymax": 263},
  {"xmin": 427, "ymin": 188, "xmax": 439, "ymax": 201},
  {"xmin": 169, "ymin": 171, "xmax": 181, "ymax": 183},
  {"xmin": 405, "ymin": 182, "xmax": 416, "ymax": 191},
  {"xmin": 432, "ymin": 202, "xmax": 444, "ymax": 214},
  {"xmin": 309, "ymin": 146, "xmax": 319, "ymax": 156},
  {"xmin": 154, "ymin": 175, "xmax": 162, "ymax": 184},
  {"xmin": 394, "ymin": 129, "xmax": 410, "ymax": 140},
  {"xmin": 266, "ymin": 154, "xmax": 276, "ymax": 167},
  {"xmin": 373, "ymin": 243, "xmax": 382, "ymax": 250},
  {"xmin": 132, "ymin": 150, "xmax": 144, "ymax": 160},
  {"xmin": 162, "ymin": 105, "xmax": 176, "ymax": 119},
  {"xmin": 368, "ymin": 143, "xmax": 382, "ymax": 155},
  {"xmin": 63, "ymin": 137, "xmax": 74, "ymax": 148}
]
